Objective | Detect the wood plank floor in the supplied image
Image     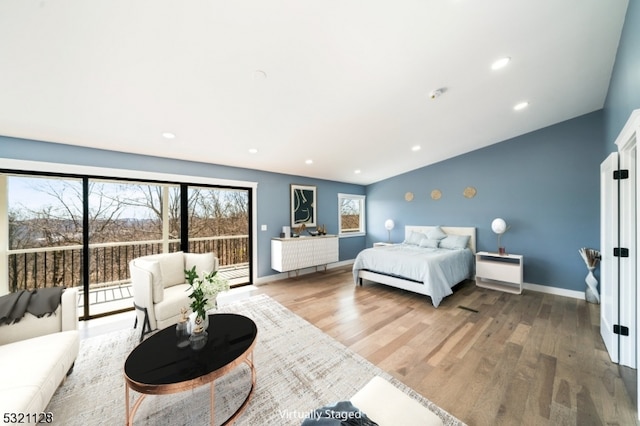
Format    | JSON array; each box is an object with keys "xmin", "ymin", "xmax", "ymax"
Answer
[{"xmin": 256, "ymin": 267, "xmax": 637, "ymax": 426}]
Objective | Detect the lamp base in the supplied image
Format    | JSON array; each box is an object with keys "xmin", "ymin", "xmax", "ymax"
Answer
[{"xmin": 498, "ymin": 247, "xmax": 506, "ymax": 255}]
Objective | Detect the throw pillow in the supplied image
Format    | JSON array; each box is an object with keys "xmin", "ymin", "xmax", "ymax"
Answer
[
  {"xmin": 157, "ymin": 252, "xmax": 186, "ymax": 288},
  {"xmin": 185, "ymin": 252, "xmax": 216, "ymax": 275},
  {"xmin": 427, "ymin": 226, "xmax": 448, "ymax": 240},
  {"xmin": 439, "ymin": 235, "xmax": 470, "ymax": 250}
]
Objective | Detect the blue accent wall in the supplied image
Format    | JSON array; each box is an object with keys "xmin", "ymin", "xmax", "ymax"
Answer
[
  {"xmin": 0, "ymin": 136, "xmax": 366, "ymax": 279},
  {"xmin": 365, "ymin": 111, "xmax": 605, "ymax": 292},
  {"xmin": 604, "ymin": 0, "xmax": 640, "ymax": 144}
]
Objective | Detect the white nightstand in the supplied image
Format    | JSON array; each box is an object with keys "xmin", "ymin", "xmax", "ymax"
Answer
[
  {"xmin": 373, "ymin": 242, "xmax": 394, "ymax": 247},
  {"xmin": 475, "ymin": 251, "xmax": 523, "ymax": 294}
]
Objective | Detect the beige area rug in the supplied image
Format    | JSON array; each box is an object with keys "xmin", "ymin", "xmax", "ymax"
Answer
[{"xmin": 47, "ymin": 294, "xmax": 465, "ymax": 425}]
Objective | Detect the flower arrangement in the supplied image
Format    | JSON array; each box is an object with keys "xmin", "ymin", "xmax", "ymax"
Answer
[{"xmin": 184, "ymin": 266, "xmax": 230, "ymax": 325}]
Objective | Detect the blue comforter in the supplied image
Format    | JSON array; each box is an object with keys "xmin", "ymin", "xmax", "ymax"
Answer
[{"xmin": 352, "ymin": 244, "xmax": 474, "ymax": 307}]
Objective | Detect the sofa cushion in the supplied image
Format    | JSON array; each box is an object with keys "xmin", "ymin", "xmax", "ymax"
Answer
[
  {"xmin": 185, "ymin": 252, "xmax": 216, "ymax": 275},
  {"xmin": 134, "ymin": 259, "xmax": 164, "ymax": 303},
  {"xmin": 156, "ymin": 252, "xmax": 186, "ymax": 288},
  {"xmin": 0, "ymin": 330, "xmax": 79, "ymax": 416},
  {"xmin": 154, "ymin": 284, "xmax": 191, "ymax": 325}
]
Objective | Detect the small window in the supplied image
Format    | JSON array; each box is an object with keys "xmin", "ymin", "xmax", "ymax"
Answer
[{"xmin": 338, "ymin": 194, "xmax": 365, "ymax": 237}]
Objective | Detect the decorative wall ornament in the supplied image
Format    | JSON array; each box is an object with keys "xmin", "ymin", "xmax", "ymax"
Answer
[
  {"xmin": 430, "ymin": 189, "xmax": 442, "ymax": 200},
  {"xmin": 404, "ymin": 192, "xmax": 414, "ymax": 202},
  {"xmin": 463, "ymin": 186, "xmax": 477, "ymax": 198},
  {"xmin": 291, "ymin": 184, "xmax": 317, "ymax": 227}
]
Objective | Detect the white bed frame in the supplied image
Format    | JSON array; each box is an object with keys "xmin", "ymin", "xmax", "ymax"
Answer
[{"xmin": 357, "ymin": 225, "xmax": 477, "ymax": 298}]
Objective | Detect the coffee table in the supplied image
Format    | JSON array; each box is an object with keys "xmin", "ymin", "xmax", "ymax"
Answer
[{"xmin": 124, "ymin": 313, "xmax": 257, "ymax": 425}]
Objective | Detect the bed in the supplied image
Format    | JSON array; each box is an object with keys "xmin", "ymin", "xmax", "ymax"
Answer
[{"xmin": 353, "ymin": 226, "xmax": 476, "ymax": 307}]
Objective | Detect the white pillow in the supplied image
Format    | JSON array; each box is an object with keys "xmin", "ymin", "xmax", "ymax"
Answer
[
  {"xmin": 134, "ymin": 259, "xmax": 164, "ymax": 303},
  {"xmin": 157, "ymin": 252, "xmax": 186, "ymax": 288},
  {"xmin": 439, "ymin": 235, "xmax": 470, "ymax": 250},
  {"xmin": 404, "ymin": 231, "xmax": 426, "ymax": 245},
  {"xmin": 427, "ymin": 226, "xmax": 448, "ymax": 240},
  {"xmin": 418, "ymin": 238, "xmax": 439, "ymax": 248},
  {"xmin": 185, "ymin": 252, "xmax": 216, "ymax": 275}
]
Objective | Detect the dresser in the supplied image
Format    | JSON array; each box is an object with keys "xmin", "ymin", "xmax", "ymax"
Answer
[{"xmin": 271, "ymin": 235, "xmax": 339, "ymax": 274}]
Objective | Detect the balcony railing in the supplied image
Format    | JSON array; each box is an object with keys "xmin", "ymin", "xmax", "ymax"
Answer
[{"xmin": 7, "ymin": 235, "xmax": 249, "ymax": 293}]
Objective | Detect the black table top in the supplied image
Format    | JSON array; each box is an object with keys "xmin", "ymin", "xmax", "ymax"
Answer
[{"xmin": 124, "ymin": 313, "xmax": 257, "ymax": 386}]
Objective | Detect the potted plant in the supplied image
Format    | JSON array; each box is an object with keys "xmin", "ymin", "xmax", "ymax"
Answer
[{"xmin": 185, "ymin": 266, "xmax": 230, "ymax": 331}]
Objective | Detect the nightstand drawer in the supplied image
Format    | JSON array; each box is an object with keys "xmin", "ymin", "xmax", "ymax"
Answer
[{"xmin": 476, "ymin": 260, "xmax": 521, "ymax": 284}]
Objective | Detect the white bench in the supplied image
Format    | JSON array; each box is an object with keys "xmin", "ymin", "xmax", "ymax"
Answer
[{"xmin": 350, "ymin": 376, "xmax": 444, "ymax": 426}]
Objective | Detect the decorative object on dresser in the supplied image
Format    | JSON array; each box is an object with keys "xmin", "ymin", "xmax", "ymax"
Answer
[
  {"xmin": 579, "ymin": 247, "xmax": 601, "ymax": 304},
  {"xmin": 271, "ymin": 234, "xmax": 339, "ymax": 275},
  {"xmin": 475, "ymin": 251, "xmax": 523, "ymax": 294},
  {"xmin": 353, "ymin": 226, "xmax": 476, "ymax": 307},
  {"xmin": 491, "ymin": 217, "xmax": 510, "ymax": 255},
  {"xmin": 291, "ymin": 184, "xmax": 317, "ymax": 227},
  {"xmin": 384, "ymin": 219, "xmax": 395, "ymax": 243}
]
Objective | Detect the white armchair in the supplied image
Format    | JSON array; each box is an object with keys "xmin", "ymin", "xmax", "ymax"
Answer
[{"xmin": 129, "ymin": 251, "xmax": 219, "ymax": 341}]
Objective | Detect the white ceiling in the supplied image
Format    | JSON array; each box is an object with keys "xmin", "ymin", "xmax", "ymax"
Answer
[{"xmin": 0, "ymin": 1, "xmax": 629, "ymax": 185}]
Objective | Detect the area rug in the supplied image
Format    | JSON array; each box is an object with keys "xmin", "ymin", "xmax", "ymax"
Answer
[{"xmin": 47, "ymin": 294, "xmax": 465, "ymax": 425}]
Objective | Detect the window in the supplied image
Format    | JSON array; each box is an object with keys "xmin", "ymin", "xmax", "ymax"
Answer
[{"xmin": 338, "ymin": 193, "xmax": 365, "ymax": 236}]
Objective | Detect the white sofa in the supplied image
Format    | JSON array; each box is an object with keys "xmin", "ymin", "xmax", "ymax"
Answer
[
  {"xmin": 0, "ymin": 287, "xmax": 79, "ymax": 424},
  {"xmin": 129, "ymin": 251, "xmax": 218, "ymax": 339}
]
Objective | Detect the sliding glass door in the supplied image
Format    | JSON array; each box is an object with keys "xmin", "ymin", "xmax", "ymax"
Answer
[{"xmin": 2, "ymin": 171, "xmax": 252, "ymax": 319}]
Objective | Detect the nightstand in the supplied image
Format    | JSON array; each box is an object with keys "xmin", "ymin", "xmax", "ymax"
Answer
[
  {"xmin": 373, "ymin": 242, "xmax": 394, "ymax": 247},
  {"xmin": 475, "ymin": 251, "xmax": 523, "ymax": 294}
]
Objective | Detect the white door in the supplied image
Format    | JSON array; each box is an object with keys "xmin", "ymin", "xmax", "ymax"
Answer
[
  {"xmin": 600, "ymin": 153, "xmax": 619, "ymax": 363},
  {"xmin": 618, "ymin": 147, "xmax": 636, "ymax": 368}
]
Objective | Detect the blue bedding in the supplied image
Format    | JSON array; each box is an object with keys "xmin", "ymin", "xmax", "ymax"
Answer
[{"xmin": 352, "ymin": 244, "xmax": 475, "ymax": 307}]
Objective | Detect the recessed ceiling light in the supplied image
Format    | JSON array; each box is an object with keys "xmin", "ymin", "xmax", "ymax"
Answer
[
  {"xmin": 491, "ymin": 57, "xmax": 511, "ymax": 70},
  {"xmin": 514, "ymin": 101, "xmax": 529, "ymax": 111},
  {"xmin": 305, "ymin": 159, "xmax": 313, "ymax": 165},
  {"xmin": 412, "ymin": 145, "xmax": 421, "ymax": 152},
  {"xmin": 354, "ymin": 169, "xmax": 361, "ymax": 174},
  {"xmin": 162, "ymin": 132, "xmax": 176, "ymax": 139},
  {"xmin": 248, "ymin": 148, "xmax": 258, "ymax": 154}
]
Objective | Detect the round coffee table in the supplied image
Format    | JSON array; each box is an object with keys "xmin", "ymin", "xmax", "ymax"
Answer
[{"xmin": 124, "ymin": 313, "xmax": 257, "ymax": 425}]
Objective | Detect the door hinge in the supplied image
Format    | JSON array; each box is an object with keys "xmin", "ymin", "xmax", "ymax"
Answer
[
  {"xmin": 614, "ymin": 325, "xmax": 630, "ymax": 336},
  {"xmin": 613, "ymin": 169, "xmax": 629, "ymax": 180},
  {"xmin": 614, "ymin": 247, "xmax": 630, "ymax": 257}
]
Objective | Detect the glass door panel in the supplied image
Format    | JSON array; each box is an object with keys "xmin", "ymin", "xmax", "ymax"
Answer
[{"xmin": 187, "ymin": 186, "xmax": 250, "ymax": 286}]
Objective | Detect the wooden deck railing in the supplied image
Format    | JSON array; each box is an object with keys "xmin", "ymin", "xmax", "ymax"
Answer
[{"xmin": 7, "ymin": 235, "xmax": 249, "ymax": 292}]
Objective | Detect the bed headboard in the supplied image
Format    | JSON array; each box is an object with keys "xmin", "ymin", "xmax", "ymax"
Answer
[{"xmin": 404, "ymin": 225, "xmax": 477, "ymax": 253}]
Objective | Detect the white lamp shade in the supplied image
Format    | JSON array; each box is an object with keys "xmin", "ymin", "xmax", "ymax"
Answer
[
  {"xmin": 384, "ymin": 219, "xmax": 395, "ymax": 231},
  {"xmin": 491, "ymin": 218, "xmax": 508, "ymax": 234}
]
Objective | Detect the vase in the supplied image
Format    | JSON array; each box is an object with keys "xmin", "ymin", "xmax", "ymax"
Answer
[
  {"xmin": 175, "ymin": 320, "xmax": 190, "ymax": 349},
  {"xmin": 585, "ymin": 267, "xmax": 600, "ymax": 304},
  {"xmin": 189, "ymin": 328, "xmax": 208, "ymax": 351},
  {"xmin": 189, "ymin": 312, "xmax": 209, "ymax": 331}
]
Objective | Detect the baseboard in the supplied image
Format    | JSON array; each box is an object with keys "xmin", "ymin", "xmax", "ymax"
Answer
[{"xmin": 523, "ymin": 282, "xmax": 585, "ymax": 300}]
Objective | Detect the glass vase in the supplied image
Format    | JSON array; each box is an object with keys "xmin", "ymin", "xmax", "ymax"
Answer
[
  {"xmin": 189, "ymin": 328, "xmax": 208, "ymax": 351},
  {"xmin": 176, "ymin": 320, "xmax": 190, "ymax": 348}
]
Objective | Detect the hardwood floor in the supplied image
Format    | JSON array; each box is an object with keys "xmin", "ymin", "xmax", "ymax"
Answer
[{"xmin": 256, "ymin": 267, "xmax": 637, "ymax": 426}]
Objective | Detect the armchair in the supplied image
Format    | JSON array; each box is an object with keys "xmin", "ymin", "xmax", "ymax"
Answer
[{"xmin": 129, "ymin": 251, "xmax": 218, "ymax": 340}]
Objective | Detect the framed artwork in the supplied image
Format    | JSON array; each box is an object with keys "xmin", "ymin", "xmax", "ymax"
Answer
[{"xmin": 291, "ymin": 184, "xmax": 317, "ymax": 227}]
